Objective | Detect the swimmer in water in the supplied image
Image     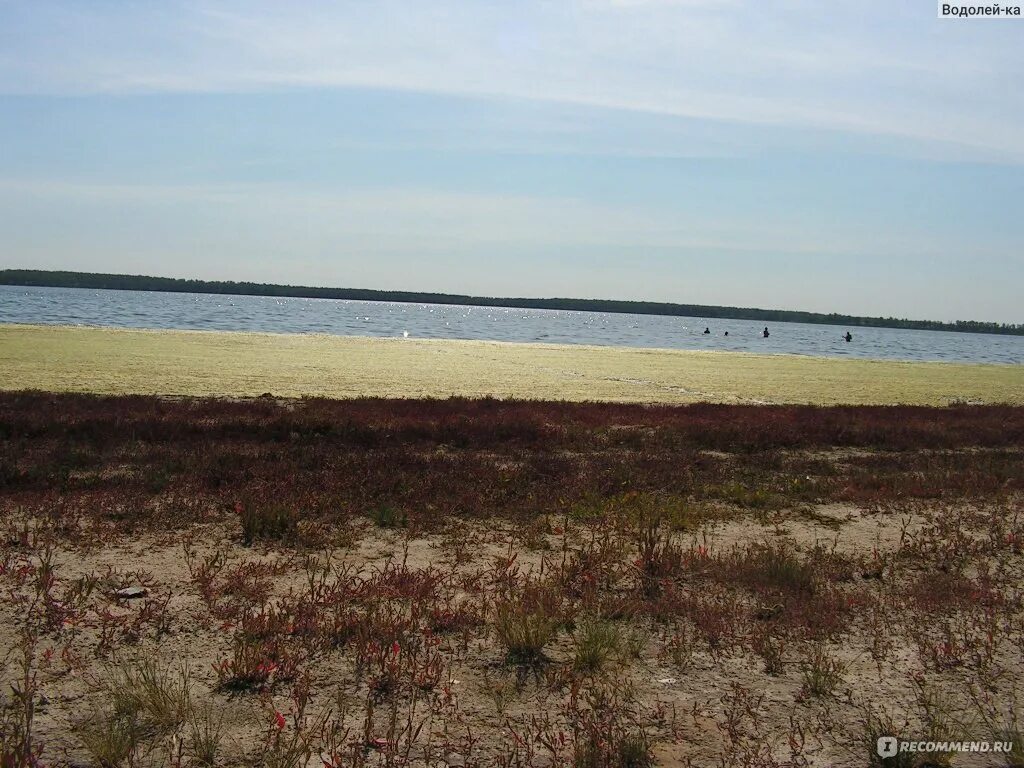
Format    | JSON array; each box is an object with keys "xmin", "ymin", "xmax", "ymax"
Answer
[
  {"xmin": 724, "ymin": 331, "xmax": 729, "ymax": 336},
  {"xmin": 763, "ymin": 326, "xmax": 770, "ymax": 338},
  {"xmin": 844, "ymin": 331, "xmax": 853, "ymax": 342},
  {"xmin": 703, "ymin": 327, "xmax": 711, "ymax": 334}
]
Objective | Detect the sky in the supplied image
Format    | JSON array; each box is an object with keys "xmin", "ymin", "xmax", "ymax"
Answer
[{"xmin": 0, "ymin": 1, "xmax": 1022, "ymax": 323}]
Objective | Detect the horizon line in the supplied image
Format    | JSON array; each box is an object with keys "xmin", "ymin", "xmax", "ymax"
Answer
[{"xmin": 2, "ymin": 268, "xmax": 1022, "ymax": 335}]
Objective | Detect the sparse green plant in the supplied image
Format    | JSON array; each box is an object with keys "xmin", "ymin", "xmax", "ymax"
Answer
[
  {"xmin": 367, "ymin": 505, "xmax": 407, "ymax": 529},
  {"xmin": 102, "ymin": 656, "xmax": 191, "ymax": 736},
  {"xmin": 971, "ymin": 685, "xmax": 1024, "ymax": 767},
  {"xmin": 0, "ymin": 632, "xmax": 44, "ymax": 768},
  {"xmin": 752, "ymin": 632, "xmax": 785, "ymax": 676},
  {"xmin": 708, "ymin": 481, "xmax": 783, "ymax": 510},
  {"xmin": 663, "ymin": 621, "xmax": 696, "ymax": 670},
  {"xmin": 260, "ymin": 725, "xmax": 316, "ymax": 768},
  {"xmin": 494, "ymin": 585, "xmax": 561, "ymax": 664},
  {"xmin": 978, "ymin": 696, "xmax": 1024, "ymax": 768},
  {"xmin": 574, "ymin": 731, "xmax": 653, "ymax": 768},
  {"xmin": 635, "ymin": 513, "xmax": 685, "ymax": 597},
  {"xmin": 257, "ymin": 698, "xmax": 330, "ymax": 768},
  {"xmin": 482, "ymin": 670, "xmax": 518, "ymax": 716},
  {"xmin": 238, "ymin": 501, "xmax": 298, "ymax": 545},
  {"xmin": 186, "ymin": 700, "xmax": 224, "ymax": 767},
  {"xmin": 77, "ymin": 709, "xmax": 142, "ymax": 768},
  {"xmin": 859, "ymin": 709, "xmax": 917, "ymax": 768},
  {"xmin": 523, "ymin": 515, "xmax": 553, "ymax": 550},
  {"xmin": 754, "ymin": 542, "xmax": 816, "ymax": 595},
  {"xmin": 573, "ymin": 619, "xmax": 622, "ymax": 672},
  {"xmin": 569, "ymin": 684, "xmax": 654, "ymax": 768},
  {"xmin": 799, "ymin": 643, "xmax": 845, "ymax": 698},
  {"xmin": 622, "ymin": 626, "xmax": 648, "ymax": 660},
  {"xmin": 911, "ymin": 678, "xmax": 961, "ymax": 767}
]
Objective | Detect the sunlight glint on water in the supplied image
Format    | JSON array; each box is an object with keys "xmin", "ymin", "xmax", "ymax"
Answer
[{"xmin": 1, "ymin": 285, "xmax": 1022, "ymax": 364}]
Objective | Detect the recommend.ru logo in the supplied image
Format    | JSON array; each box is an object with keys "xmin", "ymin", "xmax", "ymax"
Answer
[{"xmin": 877, "ymin": 736, "xmax": 1014, "ymax": 758}]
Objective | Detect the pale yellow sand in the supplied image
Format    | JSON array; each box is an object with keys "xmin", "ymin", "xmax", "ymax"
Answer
[{"xmin": 1, "ymin": 323, "xmax": 1022, "ymax": 405}]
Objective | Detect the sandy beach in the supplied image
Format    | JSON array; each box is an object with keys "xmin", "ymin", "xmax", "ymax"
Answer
[{"xmin": 2, "ymin": 323, "xmax": 1022, "ymax": 405}]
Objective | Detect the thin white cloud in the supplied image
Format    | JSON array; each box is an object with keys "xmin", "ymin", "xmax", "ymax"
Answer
[
  {"xmin": 0, "ymin": 177, "xmax": 993, "ymax": 262},
  {"xmin": 0, "ymin": 0, "xmax": 1021, "ymax": 158}
]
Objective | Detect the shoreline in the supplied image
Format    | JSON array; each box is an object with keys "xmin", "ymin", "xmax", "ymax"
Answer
[
  {"xmin": 5, "ymin": 269, "xmax": 1023, "ymax": 337},
  {"xmin": 2, "ymin": 322, "xmax": 1023, "ymax": 405},
  {"xmin": 7, "ymin": 320, "xmax": 1024, "ymax": 367}
]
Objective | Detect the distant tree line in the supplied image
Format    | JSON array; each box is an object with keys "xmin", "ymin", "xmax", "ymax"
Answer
[{"xmin": 3, "ymin": 269, "xmax": 1023, "ymax": 336}]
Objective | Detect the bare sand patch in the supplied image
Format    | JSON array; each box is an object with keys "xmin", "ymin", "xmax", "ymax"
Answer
[
  {"xmin": 4, "ymin": 502, "xmax": 1023, "ymax": 768},
  {"xmin": 2, "ymin": 323, "xmax": 1023, "ymax": 405}
]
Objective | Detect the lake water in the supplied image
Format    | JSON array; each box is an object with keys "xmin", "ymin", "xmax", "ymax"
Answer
[{"xmin": 1, "ymin": 284, "xmax": 1022, "ymax": 365}]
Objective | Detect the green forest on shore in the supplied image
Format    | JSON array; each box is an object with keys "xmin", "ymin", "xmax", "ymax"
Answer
[{"xmin": 3, "ymin": 268, "xmax": 1022, "ymax": 336}]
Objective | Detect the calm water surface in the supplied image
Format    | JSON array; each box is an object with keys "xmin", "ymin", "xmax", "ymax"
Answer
[{"xmin": 1, "ymin": 285, "xmax": 1022, "ymax": 365}]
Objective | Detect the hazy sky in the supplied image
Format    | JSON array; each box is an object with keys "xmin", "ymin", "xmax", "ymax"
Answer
[{"xmin": 1, "ymin": 1, "xmax": 1022, "ymax": 322}]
